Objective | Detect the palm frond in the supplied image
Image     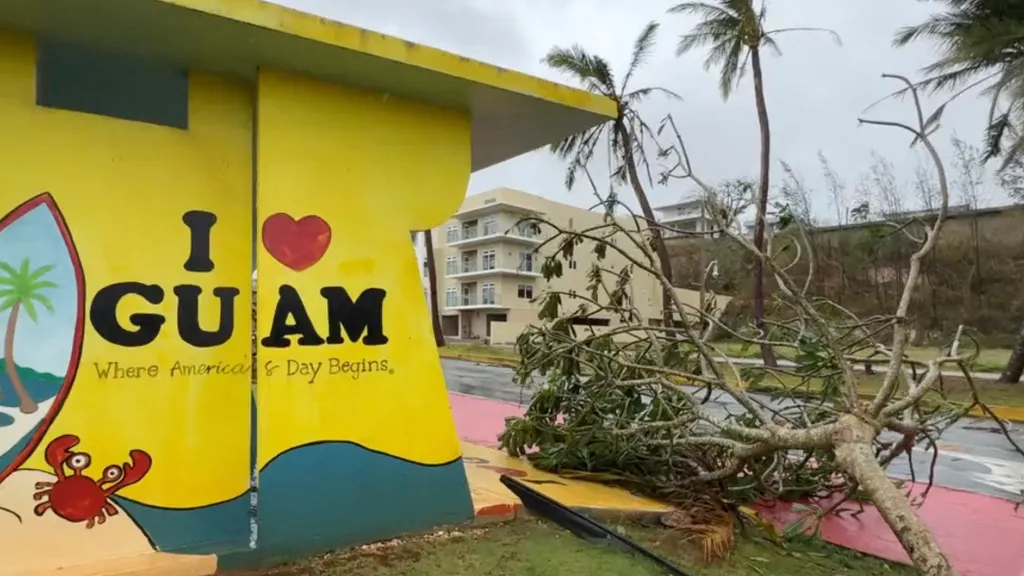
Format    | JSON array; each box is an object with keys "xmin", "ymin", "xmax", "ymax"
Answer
[
  {"xmin": 718, "ymin": 38, "xmax": 746, "ymax": 98},
  {"xmin": 28, "ymin": 292, "xmax": 55, "ymax": 315},
  {"xmin": 20, "ymin": 297, "xmax": 37, "ymax": 322},
  {"xmin": 765, "ymin": 27, "xmax": 843, "ymax": 46},
  {"xmin": 0, "ymin": 262, "xmax": 17, "ymax": 279},
  {"xmin": 0, "ymin": 295, "xmax": 17, "ymax": 313},
  {"xmin": 621, "ymin": 21, "xmax": 661, "ymax": 96},
  {"xmin": 28, "ymin": 264, "xmax": 54, "ymax": 281},
  {"xmin": 544, "ymin": 46, "xmax": 616, "ymax": 96},
  {"xmin": 668, "ymin": 1, "xmax": 735, "ymax": 21}
]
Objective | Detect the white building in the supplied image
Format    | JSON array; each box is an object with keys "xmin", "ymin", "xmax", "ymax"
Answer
[{"xmin": 654, "ymin": 194, "xmax": 714, "ymax": 238}]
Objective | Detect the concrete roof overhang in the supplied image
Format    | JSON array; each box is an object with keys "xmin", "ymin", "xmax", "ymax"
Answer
[{"xmin": 0, "ymin": 0, "xmax": 617, "ymax": 172}]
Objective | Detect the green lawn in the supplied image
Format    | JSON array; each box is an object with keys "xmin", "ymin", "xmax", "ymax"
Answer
[
  {"xmin": 260, "ymin": 519, "xmax": 914, "ymax": 576},
  {"xmin": 443, "ymin": 341, "xmax": 1014, "ymax": 373},
  {"xmin": 711, "ymin": 341, "xmax": 1013, "ymax": 374},
  {"xmin": 441, "ymin": 342, "xmax": 1024, "ymax": 408}
]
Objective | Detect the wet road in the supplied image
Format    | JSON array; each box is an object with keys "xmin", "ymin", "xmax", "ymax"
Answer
[{"xmin": 442, "ymin": 357, "xmax": 1024, "ymax": 501}]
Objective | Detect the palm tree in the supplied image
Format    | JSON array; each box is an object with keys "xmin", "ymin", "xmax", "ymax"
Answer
[
  {"xmin": 421, "ymin": 231, "xmax": 445, "ymax": 347},
  {"xmin": 893, "ymin": 0, "xmax": 1024, "ymax": 164},
  {"xmin": 894, "ymin": 1, "xmax": 1024, "ymax": 382},
  {"xmin": 544, "ymin": 22, "xmax": 681, "ymax": 326},
  {"xmin": 669, "ymin": 0, "xmax": 838, "ymax": 366},
  {"xmin": 0, "ymin": 259, "xmax": 57, "ymax": 414}
]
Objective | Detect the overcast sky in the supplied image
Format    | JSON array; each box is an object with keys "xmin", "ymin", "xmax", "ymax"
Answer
[{"xmin": 273, "ymin": 0, "xmax": 1004, "ymax": 222}]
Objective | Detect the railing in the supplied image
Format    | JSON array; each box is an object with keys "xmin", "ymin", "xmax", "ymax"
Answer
[
  {"xmin": 454, "ymin": 292, "xmax": 500, "ymax": 306},
  {"xmin": 448, "ymin": 223, "xmax": 541, "ymax": 243},
  {"xmin": 461, "ymin": 261, "xmax": 479, "ymax": 274}
]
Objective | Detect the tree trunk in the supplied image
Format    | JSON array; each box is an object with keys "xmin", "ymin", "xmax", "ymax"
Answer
[
  {"xmin": 999, "ymin": 320, "xmax": 1024, "ymax": 383},
  {"xmin": 423, "ymin": 230, "xmax": 445, "ymax": 347},
  {"xmin": 4, "ymin": 301, "xmax": 38, "ymax": 414},
  {"xmin": 618, "ymin": 123, "xmax": 675, "ymax": 328},
  {"xmin": 833, "ymin": 416, "xmax": 955, "ymax": 575},
  {"xmin": 749, "ymin": 47, "xmax": 777, "ymax": 367}
]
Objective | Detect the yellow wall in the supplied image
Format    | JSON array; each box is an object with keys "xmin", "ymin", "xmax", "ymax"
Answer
[
  {"xmin": 0, "ymin": 32, "xmax": 253, "ymax": 509},
  {"xmin": 255, "ymin": 68, "xmax": 470, "ymax": 467}
]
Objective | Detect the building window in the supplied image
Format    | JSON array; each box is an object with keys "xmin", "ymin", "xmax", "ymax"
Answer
[
  {"xmin": 517, "ymin": 284, "xmax": 533, "ymax": 299},
  {"xmin": 445, "ymin": 256, "xmax": 457, "ymax": 276},
  {"xmin": 482, "ymin": 216, "xmax": 498, "ymax": 236},
  {"xmin": 519, "ymin": 251, "xmax": 534, "ymax": 272},
  {"xmin": 445, "ymin": 288, "xmax": 457, "ymax": 308},
  {"xmin": 482, "ymin": 250, "xmax": 496, "ymax": 270},
  {"xmin": 446, "ymin": 225, "xmax": 459, "ymax": 244},
  {"xmin": 482, "ymin": 283, "xmax": 496, "ymax": 305},
  {"xmin": 568, "ymin": 259, "xmax": 578, "ymax": 270}
]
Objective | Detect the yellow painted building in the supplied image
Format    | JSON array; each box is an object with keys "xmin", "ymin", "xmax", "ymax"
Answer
[{"xmin": 0, "ymin": 1, "xmax": 613, "ymax": 574}]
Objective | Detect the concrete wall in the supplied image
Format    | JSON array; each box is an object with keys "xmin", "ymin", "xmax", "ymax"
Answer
[{"xmin": 0, "ymin": 31, "xmax": 473, "ymax": 576}]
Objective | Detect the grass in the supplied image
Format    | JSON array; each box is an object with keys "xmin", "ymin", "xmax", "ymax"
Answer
[
  {"xmin": 751, "ymin": 370, "xmax": 1024, "ymax": 408},
  {"xmin": 441, "ymin": 342, "xmax": 1024, "ymax": 408},
  {"xmin": 443, "ymin": 341, "xmax": 1014, "ymax": 372},
  {"xmin": 711, "ymin": 341, "xmax": 1013, "ymax": 374},
  {"xmin": 260, "ymin": 519, "xmax": 915, "ymax": 576}
]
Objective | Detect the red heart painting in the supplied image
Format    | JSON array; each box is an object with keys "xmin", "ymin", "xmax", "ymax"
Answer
[{"xmin": 261, "ymin": 213, "xmax": 332, "ymax": 271}]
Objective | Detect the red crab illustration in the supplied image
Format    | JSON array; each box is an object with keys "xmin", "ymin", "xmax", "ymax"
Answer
[{"xmin": 32, "ymin": 434, "xmax": 152, "ymax": 528}]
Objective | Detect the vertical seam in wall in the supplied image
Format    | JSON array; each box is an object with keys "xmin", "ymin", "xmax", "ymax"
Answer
[{"xmin": 249, "ymin": 67, "xmax": 260, "ymax": 552}]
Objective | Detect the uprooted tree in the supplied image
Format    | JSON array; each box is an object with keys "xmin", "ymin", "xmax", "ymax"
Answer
[{"xmin": 498, "ymin": 75, "xmax": 1023, "ymax": 576}]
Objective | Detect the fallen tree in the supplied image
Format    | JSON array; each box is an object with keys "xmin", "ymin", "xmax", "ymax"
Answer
[{"xmin": 499, "ymin": 75, "xmax": 1022, "ymax": 576}]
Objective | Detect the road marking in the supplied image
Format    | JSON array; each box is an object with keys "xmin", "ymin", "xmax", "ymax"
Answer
[{"xmin": 914, "ymin": 447, "xmax": 1024, "ymax": 496}]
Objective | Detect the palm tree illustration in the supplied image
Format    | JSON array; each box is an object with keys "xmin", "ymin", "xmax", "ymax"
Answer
[{"xmin": 0, "ymin": 259, "xmax": 57, "ymax": 414}]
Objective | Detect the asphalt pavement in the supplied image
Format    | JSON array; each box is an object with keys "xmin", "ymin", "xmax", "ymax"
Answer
[{"xmin": 442, "ymin": 357, "xmax": 1024, "ymax": 501}]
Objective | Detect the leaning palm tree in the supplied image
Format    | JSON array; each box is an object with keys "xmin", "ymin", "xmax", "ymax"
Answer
[
  {"xmin": 669, "ymin": 0, "xmax": 838, "ymax": 366},
  {"xmin": 0, "ymin": 259, "xmax": 57, "ymax": 414},
  {"xmin": 544, "ymin": 22, "xmax": 681, "ymax": 325}
]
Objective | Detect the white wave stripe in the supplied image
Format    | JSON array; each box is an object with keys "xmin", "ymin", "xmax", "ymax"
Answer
[{"xmin": 0, "ymin": 397, "xmax": 56, "ymax": 456}]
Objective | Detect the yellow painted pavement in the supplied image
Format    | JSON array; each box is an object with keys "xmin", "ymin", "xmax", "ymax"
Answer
[{"xmin": 461, "ymin": 441, "xmax": 671, "ymax": 518}]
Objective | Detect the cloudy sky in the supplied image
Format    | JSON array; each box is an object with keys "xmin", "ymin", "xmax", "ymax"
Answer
[{"xmin": 273, "ymin": 0, "xmax": 1004, "ymax": 222}]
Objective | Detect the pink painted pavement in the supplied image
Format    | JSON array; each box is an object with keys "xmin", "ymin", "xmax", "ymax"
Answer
[{"xmin": 447, "ymin": 391, "xmax": 1024, "ymax": 576}]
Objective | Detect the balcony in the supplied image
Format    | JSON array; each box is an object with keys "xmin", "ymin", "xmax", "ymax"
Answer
[
  {"xmin": 446, "ymin": 258, "xmax": 541, "ymax": 279},
  {"xmin": 446, "ymin": 291, "xmax": 508, "ymax": 310},
  {"xmin": 447, "ymin": 223, "xmax": 544, "ymax": 248}
]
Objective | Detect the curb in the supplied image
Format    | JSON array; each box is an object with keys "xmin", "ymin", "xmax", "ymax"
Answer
[
  {"xmin": 440, "ymin": 350, "xmax": 1024, "ymax": 423},
  {"xmin": 441, "ymin": 350, "xmax": 518, "ymax": 368}
]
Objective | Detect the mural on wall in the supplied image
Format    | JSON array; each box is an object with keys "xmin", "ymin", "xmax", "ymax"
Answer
[
  {"xmin": 0, "ymin": 36, "xmax": 253, "ymax": 572},
  {"xmin": 0, "ymin": 194, "xmax": 85, "ymax": 520},
  {"xmin": 0, "ymin": 192, "xmax": 252, "ymax": 571},
  {"xmin": 0, "ymin": 35, "xmax": 481, "ymax": 571},
  {"xmin": 251, "ymin": 68, "xmax": 476, "ymax": 553}
]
